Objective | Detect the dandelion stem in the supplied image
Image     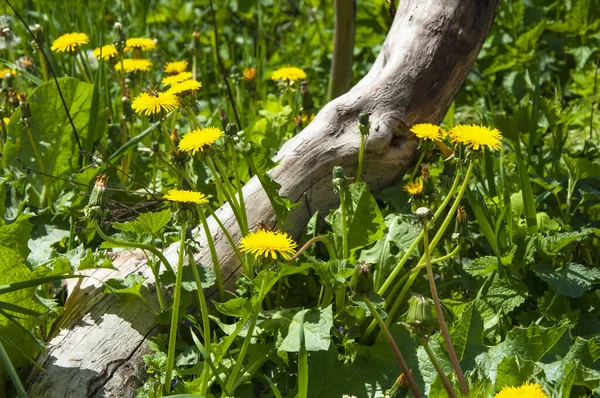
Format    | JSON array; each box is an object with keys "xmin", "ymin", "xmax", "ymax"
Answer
[
  {"xmin": 363, "ymin": 296, "xmax": 421, "ymax": 398},
  {"xmin": 340, "ymin": 190, "xmax": 349, "ymax": 259},
  {"xmin": 355, "ymin": 132, "xmax": 366, "ymax": 183},
  {"xmin": 228, "ymin": 141, "xmax": 249, "ymax": 235},
  {"xmin": 199, "ymin": 208, "xmax": 225, "ymax": 301},
  {"xmin": 418, "ymin": 335, "xmax": 457, "ymax": 398},
  {"xmin": 165, "ymin": 221, "xmax": 187, "ymax": 393},
  {"xmin": 205, "ymin": 204, "xmax": 245, "ymax": 266},
  {"xmin": 408, "ymin": 150, "xmax": 426, "ymax": 181},
  {"xmin": 287, "ymin": 235, "xmax": 337, "ymax": 262}
]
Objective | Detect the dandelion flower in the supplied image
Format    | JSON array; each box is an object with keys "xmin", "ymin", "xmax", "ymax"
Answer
[
  {"xmin": 410, "ymin": 123, "xmax": 445, "ymax": 141},
  {"xmin": 164, "ymin": 61, "xmax": 188, "ymax": 74},
  {"xmin": 494, "ymin": 382, "xmax": 549, "ymax": 398},
  {"xmin": 161, "ymin": 71, "xmax": 193, "ymax": 87},
  {"xmin": 51, "ymin": 32, "xmax": 89, "ymax": 53},
  {"xmin": 178, "ymin": 127, "xmax": 224, "ymax": 155},
  {"xmin": 164, "ymin": 189, "xmax": 208, "ymax": 205},
  {"xmin": 272, "ymin": 67, "xmax": 306, "ymax": 82},
  {"xmin": 242, "ymin": 67, "xmax": 257, "ymax": 81},
  {"xmin": 239, "ymin": 229, "xmax": 297, "ymax": 260},
  {"xmin": 404, "ymin": 179, "xmax": 423, "ymax": 196},
  {"xmin": 167, "ymin": 79, "xmax": 202, "ymax": 96},
  {"xmin": 93, "ymin": 44, "xmax": 118, "ymax": 61},
  {"xmin": 114, "ymin": 58, "xmax": 152, "ymax": 73},
  {"xmin": 3, "ymin": 117, "xmax": 10, "ymax": 126},
  {"xmin": 0, "ymin": 68, "xmax": 15, "ymax": 79},
  {"xmin": 449, "ymin": 124, "xmax": 503, "ymax": 151},
  {"xmin": 132, "ymin": 92, "xmax": 180, "ymax": 116},
  {"xmin": 125, "ymin": 37, "xmax": 156, "ymax": 52}
]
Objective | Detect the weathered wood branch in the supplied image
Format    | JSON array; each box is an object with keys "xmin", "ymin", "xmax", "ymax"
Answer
[{"xmin": 27, "ymin": 1, "xmax": 499, "ymax": 396}]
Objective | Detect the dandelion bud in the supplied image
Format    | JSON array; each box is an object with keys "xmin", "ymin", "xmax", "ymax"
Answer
[
  {"xmin": 84, "ymin": 174, "xmax": 108, "ymax": 223},
  {"xmin": 170, "ymin": 128, "xmax": 179, "ymax": 146},
  {"xmin": 406, "ymin": 294, "xmax": 435, "ymax": 337},
  {"xmin": 191, "ymin": 27, "xmax": 200, "ymax": 50},
  {"xmin": 385, "ymin": 374, "xmax": 409, "ymax": 398},
  {"xmin": 332, "ymin": 165, "xmax": 347, "ymax": 193},
  {"xmin": 219, "ymin": 107, "xmax": 228, "ymax": 129},
  {"xmin": 358, "ymin": 112, "xmax": 370, "ymax": 137},
  {"xmin": 300, "ymin": 80, "xmax": 314, "ymax": 111},
  {"xmin": 454, "ymin": 205, "xmax": 468, "ymax": 238},
  {"xmin": 112, "ymin": 22, "xmax": 126, "ymax": 53},
  {"xmin": 225, "ymin": 122, "xmax": 238, "ymax": 137},
  {"xmin": 414, "ymin": 206, "xmax": 432, "ymax": 223},
  {"xmin": 18, "ymin": 93, "xmax": 32, "ymax": 128},
  {"xmin": 350, "ymin": 262, "xmax": 374, "ymax": 295},
  {"xmin": 121, "ymin": 92, "xmax": 132, "ymax": 118},
  {"xmin": 421, "ymin": 163, "xmax": 434, "ymax": 195},
  {"xmin": 32, "ymin": 24, "xmax": 44, "ymax": 46}
]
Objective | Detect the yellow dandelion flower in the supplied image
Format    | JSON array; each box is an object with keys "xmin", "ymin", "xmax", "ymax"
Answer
[
  {"xmin": 167, "ymin": 79, "xmax": 202, "ymax": 96},
  {"xmin": 161, "ymin": 71, "xmax": 194, "ymax": 87},
  {"xmin": 410, "ymin": 123, "xmax": 445, "ymax": 141},
  {"xmin": 164, "ymin": 61, "xmax": 188, "ymax": 74},
  {"xmin": 0, "ymin": 68, "xmax": 16, "ymax": 79},
  {"xmin": 164, "ymin": 189, "xmax": 208, "ymax": 205},
  {"xmin": 239, "ymin": 229, "xmax": 297, "ymax": 260},
  {"xmin": 93, "ymin": 44, "xmax": 118, "ymax": 61},
  {"xmin": 51, "ymin": 32, "xmax": 89, "ymax": 53},
  {"xmin": 404, "ymin": 179, "xmax": 423, "ymax": 196},
  {"xmin": 242, "ymin": 67, "xmax": 257, "ymax": 81},
  {"xmin": 449, "ymin": 124, "xmax": 503, "ymax": 151},
  {"xmin": 301, "ymin": 114, "xmax": 316, "ymax": 123},
  {"xmin": 271, "ymin": 67, "xmax": 306, "ymax": 82},
  {"xmin": 494, "ymin": 382, "xmax": 549, "ymax": 398},
  {"xmin": 3, "ymin": 117, "xmax": 10, "ymax": 126},
  {"xmin": 124, "ymin": 37, "xmax": 156, "ymax": 52},
  {"xmin": 114, "ymin": 59, "xmax": 152, "ymax": 73},
  {"xmin": 178, "ymin": 127, "xmax": 224, "ymax": 155},
  {"xmin": 132, "ymin": 92, "xmax": 180, "ymax": 116}
]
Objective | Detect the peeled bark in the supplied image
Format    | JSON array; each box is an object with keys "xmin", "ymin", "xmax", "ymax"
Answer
[{"xmin": 27, "ymin": 1, "xmax": 499, "ymax": 396}]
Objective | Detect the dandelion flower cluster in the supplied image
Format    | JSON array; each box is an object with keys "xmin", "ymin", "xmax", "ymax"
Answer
[
  {"xmin": 164, "ymin": 61, "xmax": 188, "ymax": 74},
  {"xmin": 0, "ymin": 68, "xmax": 15, "ymax": 79},
  {"xmin": 494, "ymin": 382, "xmax": 549, "ymax": 398},
  {"xmin": 93, "ymin": 44, "xmax": 118, "ymax": 61},
  {"xmin": 242, "ymin": 67, "xmax": 257, "ymax": 81},
  {"xmin": 167, "ymin": 79, "xmax": 202, "ymax": 96},
  {"xmin": 132, "ymin": 92, "xmax": 180, "ymax": 116},
  {"xmin": 125, "ymin": 37, "xmax": 156, "ymax": 52},
  {"xmin": 239, "ymin": 229, "xmax": 298, "ymax": 260},
  {"xmin": 272, "ymin": 67, "xmax": 306, "ymax": 82},
  {"xmin": 449, "ymin": 124, "xmax": 503, "ymax": 151},
  {"xmin": 51, "ymin": 32, "xmax": 89, "ymax": 53},
  {"xmin": 114, "ymin": 59, "xmax": 152, "ymax": 73},
  {"xmin": 404, "ymin": 179, "xmax": 423, "ymax": 196},
  {"xmin": 164, "ymin": 189, "xmax": 208, "ymax": 205},
  {"xmin": 162, "ymin": 71, "xmax": 194, "ymax": 87},
  {"xmin": 410, "ymin": 123, "xmax": 445, "ymax": 141},
  {"xmin": 178, "ymin": 127, "xmax": 223, "ymax": 154}
]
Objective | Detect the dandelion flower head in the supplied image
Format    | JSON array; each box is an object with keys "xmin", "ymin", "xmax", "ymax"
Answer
[
  {"xmin": 132, "ymin": 92, "xmax": 180, "ymax": 116},
  {"xmin": 449, "ymin": 124, "xmax": 503, "ymax": 151},
  {"xmin": 178, "ymin": 127, "xmax": 224, "ymax": 155},
  {"xmin": 164, "ymin": 189, "xmax": 208, "ymax": 205},
  {"xmin": 410, "ymin": 123, "xmax": 445, "ymax": 141},
  {"xmin": 239, "ymin": 228, "xmax": 298, "ymax": 260},
  {"xmin": 51, "ymin": 32, "xmax": 89, "ymax": 53},
  {"xmin": 93, "ymin": 44, "xmax": 118, "ymax": 61},
  {"xmin": 164, "ymin": 61, "xmax": 188, "ymax": 74},
  {"xmin": 114, "ymin": 58, "xmax": 152, "ymax": 73},
  {"xmin": 125, "ymin": 37, "xmax": 156, "ymax": 52},
  {"xmin": 272, "ymin": 67, "xmax": 306, "ymax": 82},
  {"xmin": 167, "ymin": 79, "xmax": 202, "ymax": 96},
  {"xmin": 162, "ymin": 71, "xmax": 194, "ymax": 87},
  {"xmin": 404, "ymin": 179, "xmax": 423, "ymax": 196},
  {"xmin": 0, "ymin": 68, "xmax": 16, "ymax": 79},
  {"xmin": 242, "ymin": 67, "xmax": 257, "ymax": 81},
  {"xmin": 494, "ymin": 382, "xmax": 549, "ymax": 398}
]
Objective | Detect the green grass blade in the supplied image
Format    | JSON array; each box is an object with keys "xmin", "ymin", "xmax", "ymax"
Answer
[
  {"xmin": 0, "ymin": 339, "xmax": 28, "ymax": 398},
  {"xmin": 108, "ymin": 121, "xmax": 161, "ymax": 163},
  {"xmin": 466, "ymin": 188, "xmax": 497, "ymax": 253}
]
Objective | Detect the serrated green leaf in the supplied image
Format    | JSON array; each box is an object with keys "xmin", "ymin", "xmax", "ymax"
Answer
[
  {"xmin": 113, "ymin": 209, "xmax": 172, "ymax": 237},
  {"xmin": 541, "ymin": 229, "xmax": 592, "ymax": 255},
  {"xmin": 104, "ymin": 274, "xmax": 147, "ymax": 298},
  {"xmin": 279, "ymin": 305, "xmax": 332, "ymax": 352},
  {"xmin": 487, "ymin": 276, "xmax": 528, "ymax": 314},
  {"xmin": 495, "ymin": 355, "xmax": 546, "ymax": 392},
  {"xmin": 535, "ymin": 262, "xmax": 600, "ymax": 298},
  {"xmin": 464, "ymin": 256, "xmax": 497, "ymax": 279},
  {"xmin": 450, "ymin": 302, "xmax": 486, "ymax": 365}
]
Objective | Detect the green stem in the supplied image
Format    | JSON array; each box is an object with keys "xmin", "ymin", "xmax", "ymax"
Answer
[
  {"xmin": 187, "ymin": 251, "xmax": 211, "ymax": 349},
  {"xmin": 340, "ymin": 190, "xmax": 348, "ymax": 259},
  {"xmin": 165, "ymin": 221, "xmax": 187, "ymax": 393},
  {"xmin": 422, "ymin": 213, "xmax": 468, "ymax": 395},
  {"xmin": 205, "ymin": 204, "xmax": 245, "ymax": 266},
  {"xmin": 363, "ymin": 296, "xmax": 422, "ymax": 398},
  {"xmin": 75, "ymin": 51, "xmax": 91, "ymax": 83},
  {"xmin": 205, "ymin": 156, "xmax": 244, "ymax": 229},
  {"xmin": 228, "ymin": 142, "xmax": 249, "ymax": 235},
  {"xmin": 288, "ymin": 235, "xmax": 337, "ymax": 262},
  {"xmin": 408, "ymin": 150, "xmax": 426, "ymax": 181},
  {"xmin": 355, "ymin": 133, "xmax": 366, "ymax": 183},
  {"xmin": 199, "ymin": 208, "xmax": 225, "ymax": 301},
  {"xmin": 94, "ymin": 225, "xmax": 170, "ymax": 307},
  {"xmin": 418, "ymin": 335, "xmax": 457, "ymax": 398}
]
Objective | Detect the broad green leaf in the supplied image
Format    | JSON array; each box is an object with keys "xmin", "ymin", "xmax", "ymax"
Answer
[
  {"xmin": 450, "ymin": 302, "xmax": 486, "ymax": 365},
  {"xmin": 26, "ymin": 224, "xmax": 70, "ymax": 269},
  {"xmin": 4, "ymin": 77, "xmax": 106, "ymax": 207},
  {"xmin": 563, "ymin": 155, "xmax": 600, "ymax": 181},
  {"xmin": 326, "ymin": 182, "xmax": 385, "ymax": 257},
  {"xmin": 495, "ymin": 356, "xmax": 546, "ymax": 392},
  {"xmin": 540, "ymin": 229, "xmax": 592, "ymax": 256},
  {"xmin": 104, "ymin": 274, "xmax": 148, "ymax": 298},
  {"xmin": 113, "ymin": 209, "xmax": 172, "ymax": 237},
  {"xmin": 279, "ymin": 305, "xmax": 332, "ymax": 352},
  {"xmin": 486, "ymin": 276, "xmax": 527, "ymax": 314},
  {"xmin": 464, "ymin": 256, "xmax": 497, "ymax": 279},
  {"xmin": 534, "ymin": 262, "xmax": 600, "ymax": 298}
]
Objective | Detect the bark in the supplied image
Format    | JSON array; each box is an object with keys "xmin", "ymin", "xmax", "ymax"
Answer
[{"xmin": 27, "ymin": 1, "xmax": 499, "ymax": 396}]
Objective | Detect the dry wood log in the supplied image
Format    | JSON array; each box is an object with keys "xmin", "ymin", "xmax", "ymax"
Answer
[{"xmin": 27, "ymin": 0, "xmax": 499, "ymax": 396}]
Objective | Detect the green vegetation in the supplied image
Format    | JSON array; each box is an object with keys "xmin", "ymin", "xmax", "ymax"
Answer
[{"xmin": 0, "ymin": 0, "xmax": 599, "ymax": 397}]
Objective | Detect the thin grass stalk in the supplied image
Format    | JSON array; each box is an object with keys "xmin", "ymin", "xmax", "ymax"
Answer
[{"xmin": 199, "ymin": 207, "xmax": 225, "ymax": 301}]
